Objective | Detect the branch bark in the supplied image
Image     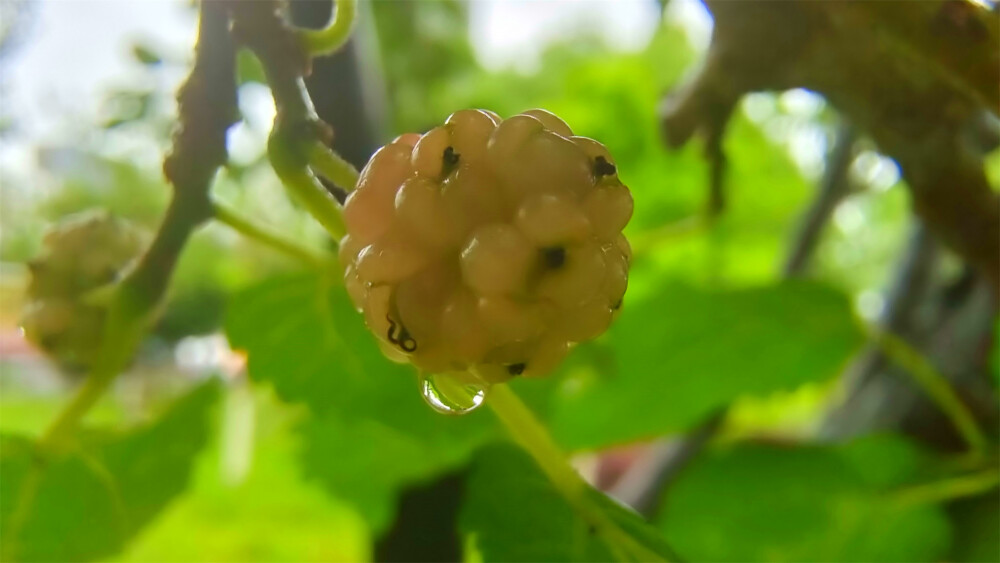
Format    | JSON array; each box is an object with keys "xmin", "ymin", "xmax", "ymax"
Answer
[{"xmin": 662, "ymin": 0, "xmax": 1000, "ymax": 289}]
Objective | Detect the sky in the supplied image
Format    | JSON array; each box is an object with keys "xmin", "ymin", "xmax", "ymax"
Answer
[
  {"xmin": 0, "ymin": 0, "xmax": 710, "ymax": 136},
  {"xmin": 0, "ymin": 0, "xmax": 713, "ymax": 190}
]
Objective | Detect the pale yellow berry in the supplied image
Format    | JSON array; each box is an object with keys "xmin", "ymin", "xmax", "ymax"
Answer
[
  {"xmin": 337, "ymin": 234, "xmax": 364, "ymax": 268},
  {"xmin": 522, "ymin": 337, "xmax": 571, "ymax": 378},
  {"xmin": 487, "ymin": 114, "xmax": 545, "ymax": 167},
  {"xmin": 394, "ymin": 262, "xmax": 457, "ymax": 346},
  {"xmin": 475, "ymin": 340, "xmax": 537, "ymax": 382},
  {"xmin": 441, "ymin": 166, "xmax": 508, "ymax": 237},
  {"xmin": 480, "ymin": 109, "xmax": 502, "ymax": 125},
  {"xmin": 395, "ymin": 177, "xmax": 460, "ymax": 247},
  {"xmin": 392, "ymin": 133, "xmax": 422, "ymax": 148},
  {"xmin": 522, "ymin": 109, "xmax": 574, "ymax": 138},
  {"xmin": 412, "ymin": 126, "xmax": 453, "ymax": 179},
  {"xmin": 356, "ymin": 228, "xmax": 430, "ymax": 285},
  {"xmin": 615, "ymin": 232, "xmax": 632, "ymax": 265},
  {"xmin": 515, "ymin": 193, "xmax": 591, "ymax": 246},
  {"xmin": 476, "ymin": 296, "xmax": 545, "ymax": 344},
  {"xmin": 536, "ymin": 242, "xmax": 606, "ymax": 308},
  {"xmin": 445, "ymin": 109, "xmax": 496, "ymax": 164},
  {"xmin": 344, "ymin": 264, "xmax": 366, "ymax": 310},
  {"xmin": 363, "ymin": 284, "xmax": 394, "ymax": 345},
  {"xmin": 496, "ymin": 130, "xmax": 592, "ymax": 204},
  {"xmin": 410, "ymin": 345, "xmax": 457, "ymax": 374},
  {"xmin": 378, "ymin": 339, "xmax": 410, "ymax": 364},
  {"xmin": 345, "ymin": 144, "xmax": 411, "ymax": 244},
  {"xmin": 345, "ymin": 109, "xmax": 633, "ymax": 382},
  {"xmin": 570, "ymin": 136, "xmax": 618, "ymax": 182},
  {"xmin": 440, "ymin": 290, "xmax": 491, "ymax": 363},
  {"xmin": 601, "ymin": 245, "xmax": 628, "ymax": 308},
  {"xmin": 460, "ymin": 224, "xmax": 534, "ymax": 296},
  {"xmin": 554, "ymin": 300, "xmax": 613, "ymax": 343},
  {"xmin": 583, "ymin": 183, "xmax": 633, "ymax": 242}
]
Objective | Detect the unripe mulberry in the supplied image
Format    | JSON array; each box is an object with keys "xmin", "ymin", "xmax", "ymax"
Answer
[
  {"xmin": 342, "ymin": 109, "xmax": 632, "ymax": 385},
  {"xmin": 21, "ymin": 210, "xmax": 145, "ymax": 371}
]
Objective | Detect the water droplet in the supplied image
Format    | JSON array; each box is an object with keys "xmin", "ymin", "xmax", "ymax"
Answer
[{"xmin": 420, "ymin": 372, "xmax": 488, "ymax": 415}]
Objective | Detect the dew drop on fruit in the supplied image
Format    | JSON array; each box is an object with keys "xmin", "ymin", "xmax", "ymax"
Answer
[{"xmin": 420, "ymin": 372, "xmax": 488, "ymax": 415}]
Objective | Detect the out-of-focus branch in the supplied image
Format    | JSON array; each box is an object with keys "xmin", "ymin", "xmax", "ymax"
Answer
[
  {"xmin": 783, "ymin": 123, "xmax": 857, "ymax": 278},
  {"xmin": 662, "ymin": 0, "xmax": 1000, "ymax": 289},
  {"xmin": 609, "ymin": 411, "xmax": 726, "ymax": 518},
  {"xmin": 228, "ymin": 0, "xmax": 353, "ymax": 239},
  {"xmin": 40, "ymin": 0, "xmax": 239, "ymax": 449}
]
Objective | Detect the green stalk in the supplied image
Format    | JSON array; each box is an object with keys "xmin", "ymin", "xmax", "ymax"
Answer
[
  {"xmin": 865, "ymin": 325, "xmax": 988, "ymax": 457},
  {"xmin": 298, "ymin": 0, "xmax": 358, "ymax": 56},
  {"xmin": 487, "ymin": 384, "xmax": 671, "ymax": 562},
  {"xmin": 309, "ymin": 141, "xmax": 360, "ymax": 192},
  {"xmin": 268, "ymin": 129, "xmax": 347, "ymax": 241},
  {"xmin": 212, "ymin": 199, "xmax": 329, "ymax": 266}
]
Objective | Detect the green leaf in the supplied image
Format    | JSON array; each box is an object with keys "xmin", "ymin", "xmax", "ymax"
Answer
[
  {"xmin": 226, "ymin": 274, "xmax": 496, "ymax": 532},
  {"xmin": 0, "ymin": 381, "xmax": 218, "ymax": 562},
  {"xmin": 949, "ymin": 494, "xmax": 1000, "ymax": 562},
  {"xmin": 460, "ymin": 443, "xmax": 676, "ymax": 562},
  {"xmin": 130, "ymin": 43, "xmax": 163, "ymax": 66},
  {"xmin": 236, "ymin": 49, "xmax": 267, "ymax": 86},
  {"xmin": 658, "ymin": 439, "xmax": 951, "ymax": 562},
  {"xmin": 551, "ymin": 281, "xmax": 862, "ymax": 449}
]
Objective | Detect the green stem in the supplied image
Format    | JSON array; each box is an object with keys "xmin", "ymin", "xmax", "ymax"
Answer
[
  {"xmin": 212, "ymin": 199, "xmax": 328, "ymax": 266},
  {"xmin": 309, "ymin": 141, "xmax": 360, "ymax": 191},
  {"xmin": 865, "ymin": 325, "xmax": 988, "ymax": 457},
  {"xmin": 487, "ymin": 384, "xmax": 670, "ymax": 562},
  {"xmin": 892, "ymin": 469, "xmax": 999, "ymax": 508},
  {"xmin": 269, "ymin": 135, "xmax": 347, "ymax": 241},
  {"xmin": 298, "ymin": 0, "xmax": 358, "ymax": 56}
]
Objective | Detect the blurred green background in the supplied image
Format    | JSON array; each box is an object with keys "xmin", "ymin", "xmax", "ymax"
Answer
[{"xmin": 0, "ymin": 1, "xmax": 997, "ymax": 561}]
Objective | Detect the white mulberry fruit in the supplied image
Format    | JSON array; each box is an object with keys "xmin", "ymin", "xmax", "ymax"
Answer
[
  {"xmin": 342, "ymin": 109, "xmax": 632, "ymax": 386},
  {"xmin": 20, "ymin": 210, "xmax": 145, "ymax": 371}
]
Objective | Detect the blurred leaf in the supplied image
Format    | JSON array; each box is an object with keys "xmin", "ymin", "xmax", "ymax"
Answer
[
  {"xmin": 551, "ymin": 281, "xmax": 862, "ymax": 449},
  {"xmin": 237, "ymin": 49, "xmax": 266, "ymax": 86},
  {"xmin": 100, "ymin": 90, "xmax": 155, "ymax": 130},
  {"xmin": 460, "ymin": 443, "xmax": 675, "ymax": 562},
  {"xmin": 0, "ymin": 381, "xmax": 219, "ymax": 561},
  {"xmin": 130, "ymin": 42, "xmax": 163, "ymax": 66},
  {"xmin": 837, "ymin": 433, "xmax": 928, "ymax": 487},
  {"xmin": 658, "ymin": 440, "xmax": 951, "ymax": 562},
  {"xmin": 226, "ymin": 274, "xmax": 496, "ymax": 532},
  {"xmin": 949, "ymin": 494, "xmax": 1000, "ymax": 562}
]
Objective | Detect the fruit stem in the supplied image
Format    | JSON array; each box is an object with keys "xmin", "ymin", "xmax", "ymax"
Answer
[
  {"xmin": 297, "ymin": 0, "xmax": 357, "ymax": 57},
  {"xmin": 863, "ymin": 322, "xmax": 988, "ymax": 458},
  {"xmin": 268, "ymin": 129, "xmax": 347, "ymax": 241},
  {"xmin": 309, "ymin": 141, "xmax": 360, "ymax": 192},
  {"xmin": 487, "ymin": 384, "xmax": 672, "ymax": 562},
  {"xmin": 212, "ymin": 199, "xmax": 329, "ymax": 266}
]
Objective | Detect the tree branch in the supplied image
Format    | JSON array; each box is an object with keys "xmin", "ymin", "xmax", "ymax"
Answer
[
  {"xmin": 40, "ymin": 0, "xmax": 239, "ymax": 449},
  {"xmin": 663, "ymin": 0, "xmax": 1000, "ymax": 288},
  {"xmin": 783, "ymin": 123, "xmax": 857, "ymax": 278}
]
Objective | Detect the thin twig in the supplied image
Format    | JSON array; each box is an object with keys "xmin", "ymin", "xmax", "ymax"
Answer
[
  {"xmin": 212, "ymin": 199, "xmax": 329, "ymax": 267},
  {"xmin": 229, "ymin": 0, "xmax": 352, "ymax": 241},
  {"xmin": 41, "ymin": 0, "xmax": 239, "ymax": 450},
  {"xmin": 298, "ymin": 0, "xmax": 358, "ymax": 57},
  {"xmin": 783, "ymin": 123, "xmax": 857, "ymax": 277},
  {"xmin": 609, "ymin": 411, "xmax": 726, "ymax": 518},
  {"xmin": 488, "ymin": 384, "xmax": 675, "ymax": 562},
  {"xmin": 864, "ymin": 323, "xmax": 989, "ymax": 457},
  {"xmin": 5, "ymin": 4, "xmax": 240, "ymax": 559},
  {"xmin": 309, "ymin": 140, "xmax": 360, "ymax": 191}
]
